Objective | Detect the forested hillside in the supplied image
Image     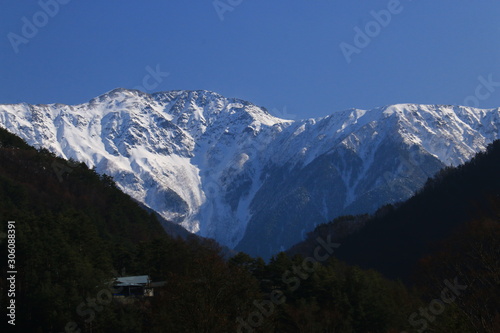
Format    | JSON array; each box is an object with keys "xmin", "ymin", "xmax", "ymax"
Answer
[
  {"xmin": 0, "ymin": 127, "xmax": 259, "ymax": 332},
  {"xmin": 0, "ymin": 128, "xmax": 421, "ymax": 332},
  {"xmin": 1, "ymin": 128, "xmax": 497, "ymax": 332},
  {"xmin": 287, "ymin": 140, "xmax": 500, "ymax": 332},
  {"xmin": 303, "ymin": 140, "xmax": 500, "ymax": 281}
]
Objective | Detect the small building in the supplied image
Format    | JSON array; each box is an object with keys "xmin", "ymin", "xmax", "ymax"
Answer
[
  {"xmin": 112, "ymin": 275, "xmax": 154, "ymax": 297},
  {"xmin": 111, "ymin": 275, "xmax": 167, "ymax": 298}
]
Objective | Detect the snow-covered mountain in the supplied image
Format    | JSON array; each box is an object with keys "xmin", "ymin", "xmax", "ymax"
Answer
[{"xmin": 1, "ymin": 89, "xmax": 499, "ymax": 258}]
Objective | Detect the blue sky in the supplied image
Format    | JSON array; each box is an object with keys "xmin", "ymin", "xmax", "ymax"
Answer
[{"xmin": 1, "ymin": 0, "xmax": 500, "ymax": 119}]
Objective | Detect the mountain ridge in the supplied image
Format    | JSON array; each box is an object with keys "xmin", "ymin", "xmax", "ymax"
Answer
[{"xmin": 1, "ymin": 88, "xmax": 499, "ymax": 258}]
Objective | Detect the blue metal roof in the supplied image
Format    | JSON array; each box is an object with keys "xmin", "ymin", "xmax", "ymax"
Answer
[{"xmin": 115, "ymin": 275, "xmax": 149, "ymax": 286}]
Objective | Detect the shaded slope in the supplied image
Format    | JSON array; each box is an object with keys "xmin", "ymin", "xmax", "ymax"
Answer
[{"xmin": 288, "ymin": 140, "xmax": 500, "ymax": 280}]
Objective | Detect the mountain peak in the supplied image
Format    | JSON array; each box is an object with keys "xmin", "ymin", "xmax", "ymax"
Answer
[{"xmin": 0, "ymin": 92, "xmax": 499, "ymax": 258}]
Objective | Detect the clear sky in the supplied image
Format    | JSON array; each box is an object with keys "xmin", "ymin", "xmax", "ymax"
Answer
[{"xmin": 1, "ymin": 0, "xmax": 500, "ymax": 119}]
